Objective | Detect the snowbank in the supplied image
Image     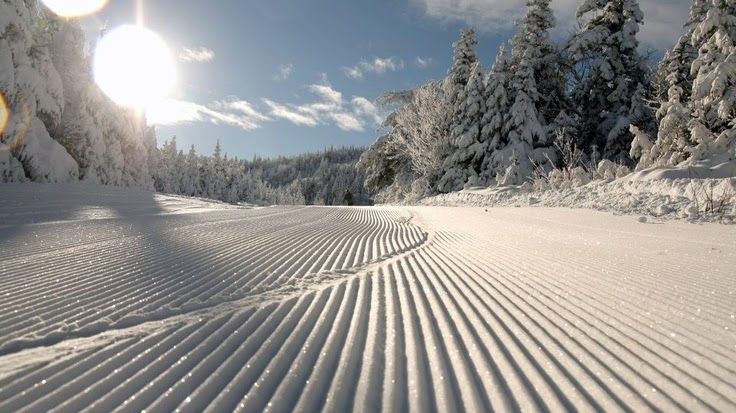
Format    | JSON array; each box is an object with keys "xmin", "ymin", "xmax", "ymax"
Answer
[{"xmin": 421, "ymin": 162, "xmax": 736, "ymax": 224}]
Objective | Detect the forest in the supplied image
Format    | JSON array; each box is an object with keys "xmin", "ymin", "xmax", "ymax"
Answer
[
  {"xmin": 1, "ymin": 0, "xmax": 734, "ymax": 206},
  {"xmin": 359, "ymin": 0, "xmax": 735, "ymax": 201}
]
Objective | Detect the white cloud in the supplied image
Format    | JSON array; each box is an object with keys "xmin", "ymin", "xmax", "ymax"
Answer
[
  {"xmin": 415, "ymin": 56, "xmax": 433, "ymax": 68},
  {"xmin": 344, "ymin": 57, "xmax": 405, "ymax": 79},
  {"xmin": 149, "ymin": 81, "xmax": 378, "ymax": 133},
  {"xmin": 344, "ymin": 66, "xmax": 364, "ymax": 79},
  {"xmin": 352, "ymin": 97, "xmax": 383, "ymax": 125},
  {"xmin": 329, "ymin": 112, "xmax": 365, "ymax": 132},
  {"xmin": 273, "ymin": 63, "xmax": 294, "ymax": 81},
  {"xmin": 412, "ymin": 0, "xmax": 690, "ymax": 49},
  {"xmin": 308, "ymin": 84, "xmax": 343, "ymax": 105},
  {"xmin": 146, "ymin": 98, "xmax": 269, "ymax": 131},
  {"xmin": 179, "ymin": 46, "xmax": 215, "ymax": 62},
  {"xmin": 261, "ymin": 80, "xmax": 381, "ymax": 132},
  {"xmin": 262, "ymin": 99, "xmax": 319, "ymax": 126}
]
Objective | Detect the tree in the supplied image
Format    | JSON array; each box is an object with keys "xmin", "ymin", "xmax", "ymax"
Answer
[
  {"xmin": 438, "ymin": 62, "xmax": 486, "ymax": 191},
  {"xmin": 155, "ymin": 136, "xmax": 182, "ymax": 193},
  {"xmin": 649, "ymin": 85, "xmax": 692, "ymax": 167},
  {"xmin": 479, "ymin": 45, "xmax": 511, "ymax": 183},
  {"xmin": 653, "ymin": 0, "xmax": 709, "ymax": 104},
  {"xmin": 510, "ymin": 0, "xmax": 569, "ymax": 126},
  {"xmin": 567, "ymin": 0, "xmax": 652, "ymax": 163},
  {"xmin": 0, "ymin": 0, "xmax": 78, "ymax": 183},
  {"xmin": 491, "ymin": 51, "xmax": 553, "ymax": 185},
  {"xmin": 686, "ymin": 0, "xmax": 736, "ymax": 161},
  {"xmin": 343, "ymin": 189, "xmax": 355, "ymax": 206},
  {"xmin": 447, "ymin": 28, "xmax": 479, "ymax": 135}
]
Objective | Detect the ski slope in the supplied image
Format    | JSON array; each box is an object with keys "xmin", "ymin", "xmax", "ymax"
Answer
[{"xmin": 1, "ymin": 184, "xmax": 735, "ymax": 412}]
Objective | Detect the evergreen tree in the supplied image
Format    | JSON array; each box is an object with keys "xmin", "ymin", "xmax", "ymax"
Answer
[
  {"xmin": 182, "ymin": 145, "xmax": 200, "ymax": 196},
  {"xmin": 438, "ymin": 62, "xmax": 486, "ymax": 191},
  {"xmin": 480, "ymin": 45, "xmax": 511, "ymax": 182},
  {"xmin": 653, "ymin": 0, "xmax": 709, "ymax": 104},
  {"xmin": 647, "ymin": 84, "xmax": 692, "ymax": 167},
  {"xmin": 447, "ymin": 28, "xmax": 479, "ymax": 135},
  {"xmin": 567, "ymin": 0, "xmax": 652, "ymax": 163},
  {"xmin": 510, "ymin": 0, "xmax": 569, "ymax": 126},
  {"xmin": 687, "ymin": 0, "xmax": 736, "ymax": 160},
  {"xmin": 155, "ymin": 136, "xmax": 181, "ymax": 193},
  {"xmin": 492, "ymin": 51, "xmax": 552, "ymax": 185}
]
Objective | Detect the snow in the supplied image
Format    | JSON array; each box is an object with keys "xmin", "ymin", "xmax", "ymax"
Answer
[
  {"xmin": 423, "ymin": 171, "xmax": 736, "ymax": 224},
  {"xmin": 1, "ymin": 184, "xmax": 735, "ymax": 411}
]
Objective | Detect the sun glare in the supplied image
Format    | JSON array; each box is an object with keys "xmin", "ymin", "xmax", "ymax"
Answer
[
  {"xmin": 41, "ymin": 0, "xmax": 108, "ymax": 17},
  {"xmin": 93, "ymin": 25, "xmax": 176, "ymax": 111}
]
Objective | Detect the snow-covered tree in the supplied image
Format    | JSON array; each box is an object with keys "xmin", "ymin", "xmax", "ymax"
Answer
[
  {"xmin": 155, "ymin": 136, "xmax": 183, "ymax": 193},
  {"xmin": 510, "ymin": 0, "xmax": 569, "ymax": 125},
  {"xmin": 206, "ymin": 140, "xmax": 227, "ymax": 198},
  {"xmin": 479, "ymin": 45, "xmax": 511, "ymax": 182},
  {"xmin": 181, "ymin": 145, "xmax": 200, "ymax": 196},
  {"xmin": 491, "ymin": 51, "xmax": 554, "ymax": 185},
  {"xmin": 387, "ymin": 84, "xmax": 450, "ymax": 183},
  {"xmin": 447, "ymin": 28, "xmax": 479, "ymax": 133},
  {"xmin": 0, "ymin": 0, "xmax": 78, "ymax": 182},
  {"xmin": 686, "ymin": 0, "xmax": 736, "ymax": 160},
  {"xmin": 567, "ymin": 0, "xmax": 652, "ymax": 163},
  {"xmin": 438, "ymin": 62, "xmax": 486, "ymax": 191},
  {"xmin": 649, "ymin": 85, "xmax": 692, "ymax": 167},
  {"xmin": 0, "ymin": 1, "xmax": 158, "ymax": 186},
  {"xmin": 653, "ymin": 0, "xmax": 709, "ymax": 104}
]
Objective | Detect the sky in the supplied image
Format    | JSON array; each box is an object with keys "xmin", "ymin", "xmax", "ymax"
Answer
[{"xmin": 80, "ymin": 0, "xmax": 692, "ymax": 160}]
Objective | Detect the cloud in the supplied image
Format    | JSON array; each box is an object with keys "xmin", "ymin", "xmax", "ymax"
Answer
[
  {"xmin": 273, "ymin": 63, "xmax": 294, "ymax": 81},
  {"xmin": 411, "ymin": 0, "xmax": 690, "ymax": 49},
  {"xmin": 329, "ymin": 113, "xmax": 365, "ymax": 132},
  {"xmin": 352, "ymin": 97, "xmax": 383, "ymax": 125},
  {"xmin": 262, "ymin": 80, "xmax": 382, "ymax": 132},
  {"xmin": 179, "ymin": 46, "xmax": 215, "ymax": 62},
  {"xmin": 262, "ymin": 99, "xmax": 319, "ymax": 126},
  {"xmin": 146, "ymin": 98, "xmax": 269, "ymax": 130},
  {"xmin": 149, "ymin": 81, "xmax": 380, "ymax": 133},
  {"xmin": 415, "ymin": 56, "xmax": 433, "ymax": 69},
  {"xmin": 344, "ymin": 57, "xmax": 405, "ymax": 79},
  {"xmin": 308, "ymin": 84, "xmax": 343, "ymax": 105}
]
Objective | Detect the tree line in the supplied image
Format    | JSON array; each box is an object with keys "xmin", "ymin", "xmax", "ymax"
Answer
[
  {"xmin": 359, "ymin": 0, "xmax": 735, "ymax": 200},
  {"xmin": 154, "ymin": 138, "xmax": 371, "ymax": 206}
]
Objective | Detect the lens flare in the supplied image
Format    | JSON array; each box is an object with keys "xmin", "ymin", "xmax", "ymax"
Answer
[
  {"xmin": 41, "ymin": 0, "xmax": 108, "ymax": 18},
  {"xmin": 93, "ymin": 25, "xmax": 176, "ymax": 110},
  {"xmin": 0, "ymin": 94, "xmax": 9, "ymax": 138}
]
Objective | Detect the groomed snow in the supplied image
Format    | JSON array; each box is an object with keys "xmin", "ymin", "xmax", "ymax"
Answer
[{"xmin": 1, "ymin": 184, "xmax": 734, "ymax": 412}]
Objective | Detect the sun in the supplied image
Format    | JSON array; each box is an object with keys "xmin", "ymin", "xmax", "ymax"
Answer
[
  {"xmin": 41, "ymin": 0, "xmax": 108, "ymax": 17},
  {"xmin": 93, "ymin": 25, "xmax": 176, "ymax": 111}
]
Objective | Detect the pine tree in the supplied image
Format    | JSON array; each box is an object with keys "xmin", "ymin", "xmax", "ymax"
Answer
[
  {"xmin": 447, "ymin": 28, "xmax": 479, "ymax": 135},
  {"xmin": 687, "ymin": 0, "xmax": 736, "ymax": 160},
  {"xmin": 492, "ymin": 51, "xmax": 550, "ymax": 185},
  {"xmin": 567, "ymin": 0, "xmax": 652, "ymax": 163},
  {"xmin": 510, "ymin": 0, "xmax": 569, "ymax": 125},
  {"xmin": 155, "ymin": 137, "xmax": 181, "ymax": 193},
  {"xmin": 653, "ymin": 84, "xmax": 692, "ymax": 166},
  {"xmin": 479, "ymin": 45, "xmax": 511, "ymax": 182},
  {"xmin": 181, "ymin": 145, "xmax": 200, "ymax": 196},
  {"xmin": 654, "ymin": 0, "xmax": 709, "ymax": 104},
  {"xmin": 438, "ymin": 62, "xmax": 486, "ymax": 191}
]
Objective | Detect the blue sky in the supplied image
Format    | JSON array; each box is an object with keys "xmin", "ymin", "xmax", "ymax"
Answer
[{"xmin": 81, "ymin": 0, "xmax": 690, "ymax": 159}]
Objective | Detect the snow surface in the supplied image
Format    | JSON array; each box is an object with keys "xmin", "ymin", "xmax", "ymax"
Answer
[
  {"xmin": 422, "ymin": 171, "xmax": 736, "ymax": 224},
  {"xmin": 1, "ymin": 184, "xmax": 735, "ymax": 411}
]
